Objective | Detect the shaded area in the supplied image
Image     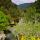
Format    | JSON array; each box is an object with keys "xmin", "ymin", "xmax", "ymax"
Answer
[{"xmin": 3, "ymin": 30, "xmax": 16, "ymax": 40}]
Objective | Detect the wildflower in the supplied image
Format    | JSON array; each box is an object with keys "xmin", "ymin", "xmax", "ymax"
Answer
[
  {"xmin": 17, "ymin": 33, "xmax": 26, "ymax": 40},
  {"xmin": 37, "ymin": 37, "xmax": 40, "ymax": 40},
  {"xmin": 31, "ymin": 36, "xmax": 36, "ymax": 40}
]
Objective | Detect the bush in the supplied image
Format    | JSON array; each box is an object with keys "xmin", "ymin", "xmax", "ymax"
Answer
[{"xmin": 0, "ymin": 11, "xmax": 9, "ymax": 31}]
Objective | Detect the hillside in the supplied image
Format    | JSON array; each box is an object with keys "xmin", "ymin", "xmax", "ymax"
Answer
[{"xmin": 0, "ymin": 0, "xmax": 40, "ymax": 40}]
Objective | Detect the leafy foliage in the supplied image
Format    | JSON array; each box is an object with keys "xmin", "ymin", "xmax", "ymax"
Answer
[
  {"xmin": 0, "ymin": 0, "xmax": 40, "ymax": 40},
  {"xmin": 0, "ymin": 11, "xmax": 9, "ymax": 30}
]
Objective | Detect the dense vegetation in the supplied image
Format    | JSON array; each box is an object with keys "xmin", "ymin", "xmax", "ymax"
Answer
[
  {"xmin": 0, "ymin": 11, "xmax": 9, "ymax": 30},
  {"xmin": 0, "ymin": 0, "xmax": 40, "ymax": 40}
]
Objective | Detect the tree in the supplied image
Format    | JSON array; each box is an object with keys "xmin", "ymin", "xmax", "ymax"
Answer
[
  {"xmin": 35, "ymin": 0, "xmax": 40, "ymax": 13},
  {"xmin": 0, "ymin": 11, "xmax": 9, "ymax": 31}
]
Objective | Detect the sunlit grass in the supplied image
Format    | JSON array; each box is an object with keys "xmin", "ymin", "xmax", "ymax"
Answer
[{"xmin": 12, "ymin": 20, "xmax": 40, "ymax": 39}]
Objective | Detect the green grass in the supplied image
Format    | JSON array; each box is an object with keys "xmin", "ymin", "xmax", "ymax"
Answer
[{"xmin": 12, "ymin": 20, "xmax": 40, "ymax": 37}]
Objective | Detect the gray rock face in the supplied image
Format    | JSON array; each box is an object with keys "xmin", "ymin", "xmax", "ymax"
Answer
[
  {"xmin": 5, "ymin": 33, "xmax": 13, "ymax": 40},
  {"xmin": 3, "ymin": 30, "xmax": 16, "ymax": 40}
]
